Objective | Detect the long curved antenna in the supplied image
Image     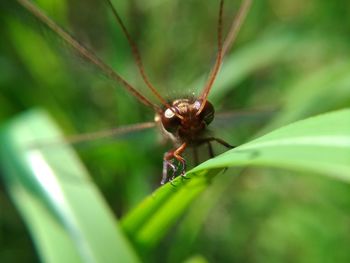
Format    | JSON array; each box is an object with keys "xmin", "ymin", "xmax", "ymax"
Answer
[
  {"xmin": 105, "ymin": 0, "xmax": 170, "ymax": 108},
  {"xmin": 105, "ymin": 0, "xmax": 184, "ymax": 120},
  {"xmin": 222, "ymin": 0, "xmax": 252, "ymax": 58},
  {"xmin": 17, "ymin": 0, "xmax": 161, "ymax": 113},
  {"xmin": 197, "ymin": 0, "xmax": 252, "ymax": 115},
  {"xmin": 197, "ymin": 0, "xmax": 224, "ymax": 115},
  {"xmin": 30, "ymin": 122, "xmax": 156, "ymax": 148}
]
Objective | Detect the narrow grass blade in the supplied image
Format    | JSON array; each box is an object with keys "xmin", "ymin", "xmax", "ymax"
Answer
[{"xmin": 0, "ymin": 109, "xmax": 140, "ymax": 263}]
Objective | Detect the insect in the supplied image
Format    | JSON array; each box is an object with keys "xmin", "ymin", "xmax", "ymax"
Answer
[{"xmin": 17, "ymin": 0, "xmax": 252, "ymax": 184}]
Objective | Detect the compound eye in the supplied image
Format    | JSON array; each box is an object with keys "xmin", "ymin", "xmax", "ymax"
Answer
[
  {"xmin": 161, "ymin": 108, "xmax": 181, "ymax": 133},
  {"xmin": 198, "ymin": 101, "xmax": 214, "ymax": 125}
]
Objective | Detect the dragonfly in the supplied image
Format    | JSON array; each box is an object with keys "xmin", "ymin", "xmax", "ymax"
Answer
[{"xmin": 17, "ymin": 0, "xmax": 252, "ymax": 184}]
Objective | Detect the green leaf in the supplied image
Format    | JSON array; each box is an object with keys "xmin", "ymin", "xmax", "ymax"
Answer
[
  {"xmin": 122, "ymin": 109, "xmax": 350, "ymax": 250},
  {"xmin": 263, "ymin": 61, "xmax": 350, "ymax": 132},
  {"xmin": 193, "ymin": 108, "xmax": 350, "ymax": 181},
  {"xmin": 0, "ymin": 110, "xmax": 140, "ymax": 263}
]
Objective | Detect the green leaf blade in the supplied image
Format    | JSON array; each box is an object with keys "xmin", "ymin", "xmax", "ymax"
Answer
[
  {"xmin": 0, "ymin": 109, "xmax": 140, "ymax": 263},
  {"xmin": 123, "ymin": 109, "xmax": 350, "ymax": 250},
  {"xmin": 191, "ymin": 109, "xmax": 350, "ymax": 181}
]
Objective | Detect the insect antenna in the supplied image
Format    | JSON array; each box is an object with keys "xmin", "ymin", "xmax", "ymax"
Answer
[
  {"xmin": 197, "ymin": 0, "xmax": 252, "ymax": 115},
  {"xmin": 29, "ymin": 122, "xmax": 156, "ymax": 149},
  {"xmin": 105, "ymin": 1, "xmax": 169, "ymax": 108},
  {"xmin": 17, "ymin": 0, "xmax": 161, "ymax": 113},
  {"xmin": 222, "ymin": 0, "xmax": 253, "ymax": 58},
  {"xmin": 105, "ymin": 0, "xmax": 184, "ymax": 119}
]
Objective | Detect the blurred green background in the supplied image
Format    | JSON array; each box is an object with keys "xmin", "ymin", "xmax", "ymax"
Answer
[{"xmin": 1, "ymin": 0, "xmax": 350, "ymax": 262}]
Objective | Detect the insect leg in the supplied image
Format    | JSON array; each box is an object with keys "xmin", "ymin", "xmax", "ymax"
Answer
[
  {"xmin": 162, "ymin": 152, "xmax": 177, "ymax": 185},
  {"xmin": 173, "ymin": 143, "xmax": 187, "ymax": 176},
  {"xmin": 206, "ymin": 141, "xmax": 214, "ymax": 158},
  {"xmin": 161, "ymin": 142, "xmax": 187, "ymax": 184},
  {"xmin": 204, "ymin": 137, "xmax": 235, "ymax": 149},
  {"xmin": 192, "ymin": 146, "xmax": 199, "ymax": 166}
]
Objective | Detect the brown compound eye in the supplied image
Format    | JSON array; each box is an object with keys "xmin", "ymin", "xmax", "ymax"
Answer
[
  {"xmin": 196, "ymin": 100, "xmax": 214, "ymax": 125},
  {"xmin": 161, "ymin": 108, "xmax": 181, "ymax": 133}
]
